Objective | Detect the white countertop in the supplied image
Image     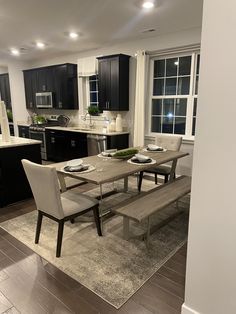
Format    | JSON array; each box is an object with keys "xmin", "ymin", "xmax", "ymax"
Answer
[
  {"xmin": 45, "ymin": 126, "xmax": 129, "ymax": 136},
  {"xmin": 0, "ymin": 136, "xmax": 41, "ymax": 148}
]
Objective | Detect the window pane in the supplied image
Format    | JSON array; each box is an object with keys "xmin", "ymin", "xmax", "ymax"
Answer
[
  {"xmin": 151, "ymin": 116, "xmax": 162, "ymax": 132},
  {"xmin": 196, "ymin": 55, "xmax": 200, "ymax": 75},
  {"xmin": 178, "ymin": 76, "xmax": 190, "ymax": 95},
  {"xmin": 89, "ymin": 80, "xmax": 97, "ymax": 91},
  {"xmin": 175, "ymin": 98, "xmax": 187, "ymax": 116},
  {"xmin": 193, "ymin": 98, "xmax": 197, "ymax": 116},
  {"xmin": 162, "ymin": 116, "xmax": 174, "ymax": 133},
  {"xmin": 179, "ymin": 56, "xmax": 191, "ymax": 75},
  {"xmin": 174, "ymin": 117, "xmax": 186, "ymax": 134},
  {"xmin": 192, "ymin": 117, "xmax": 196, "ymax": 135},
  {"xmin": 154, "ymin": 60, "xmax": 165, "ymax": 77},
  {"xmin": 152, "ymin": 99, "xmax": 162, "ymax": 115},
  {"xmin": 90, "ymin": 92, "xmax": 97, "ymax": 103},
  {"xmin": 166, "ymin": 58, "xmax": 178, "ymax": 77},
  {"xmin": 163, "ymin": 99, "xmax": 174, "ymax": 116},
  {"xmin": 195, "ymin": 75, "xmax": 199, "ymax": 95},
  {"xmin": 165, "ymin": 78, "xmax": 177, "ymax": 95},
  {"xmin": 153, "ymin": 78, "xmax": 164, "ymax": 96}
]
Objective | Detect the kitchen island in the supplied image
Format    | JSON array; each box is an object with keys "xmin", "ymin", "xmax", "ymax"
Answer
[{"xmin": 0, "ymin": 136, "xmax": 41, "ymax": 207}]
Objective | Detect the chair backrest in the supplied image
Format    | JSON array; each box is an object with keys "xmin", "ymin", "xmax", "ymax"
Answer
[
  {"xmin": 155, "ymin": 134, "xmax": 182, "ymax": 151},
  {"xmin": 22, "ymin": 159, "xmax": 65, "ymax": 219}
]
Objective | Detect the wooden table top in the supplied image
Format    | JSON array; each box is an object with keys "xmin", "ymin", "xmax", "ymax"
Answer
[{"xmin": 52, "ymin": 150, "xmax": 189, "ymax": 185}]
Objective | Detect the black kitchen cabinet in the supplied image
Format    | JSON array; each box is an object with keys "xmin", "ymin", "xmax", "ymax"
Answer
[
  {"xmin": 107, "ymin": 134, "xmax": 129, "ymax": 150},
  {"xmin": 0, "ymin": 73, "xmax": 11, "ymax": 109},
  {"xmin": 23, "ymin": 70, "xmax": 37, "ymax": 109},
  {"xmin": 53, "ymin": 64, "xmax": 78, "ymax": 109},
  {"xmin": 18, "ymin": 125, "xmax": 30, "ymax": 138},
  {"xmin": 97, "ymin": 54, "xmax": 130, "ymax": 111},
  {"xmin": 23, "ymin": 63, "xmax": 78, "ymax": 110},
  {"xmin": 46, "ymin": 129, "xmax": 87, "ymax": 162}
]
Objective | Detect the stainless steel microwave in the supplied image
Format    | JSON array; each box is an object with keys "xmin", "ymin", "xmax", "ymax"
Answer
[{"xmin": 35, "ymin": 92, "xmax": 53, "ymax": 108}]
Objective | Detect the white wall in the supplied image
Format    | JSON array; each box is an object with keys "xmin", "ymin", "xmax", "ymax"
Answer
[
  {"xmin": 182, "ymin": 0, "xmax": 236, "ymax": 313},
  {"xmin": 0, "ymin": 66, "xmax": 8, "ymax": 74}
]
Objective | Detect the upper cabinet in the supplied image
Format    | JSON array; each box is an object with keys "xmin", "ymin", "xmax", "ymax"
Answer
[
  {"xmin": 23, "ymin": 63, "xmax": 78, "ymax": 110},
  {"xmin": 97, "ymin": 54, "xmax": 130, "ymax": 111},
  {"xmin": 0, "ymin": 73, "xmax": 11, "ymax": 109}
]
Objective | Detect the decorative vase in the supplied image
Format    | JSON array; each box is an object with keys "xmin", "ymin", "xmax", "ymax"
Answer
[
  {"xmin": 116, "ymin": 114, "xmax": 123, "ymax": 132},
  {"xmin": 110, "ymin": 118, "xmax": 116, "ymax": 132}
]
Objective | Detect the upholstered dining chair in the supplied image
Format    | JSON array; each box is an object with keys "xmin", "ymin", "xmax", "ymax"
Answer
[
  {"xmin": 22, "ymin": 159, "xmax": 102, "ymax": 257},
  {"xmin": 138, "ymin": 134, "xmax": 182, "ymax": 192}
]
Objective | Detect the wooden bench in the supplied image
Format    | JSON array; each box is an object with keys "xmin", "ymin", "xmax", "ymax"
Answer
[{"xmin": 112, "ymin": 176, "xmax": 191, "ymax": 245}]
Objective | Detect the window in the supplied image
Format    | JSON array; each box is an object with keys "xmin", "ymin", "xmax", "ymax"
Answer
[
  {"xmin": 88, "ymin": 75, "xmax": 99, "ymax": 106},
  {"xmin": 149, "ymin": 52, "xmax": 200, "ymax": 138}
]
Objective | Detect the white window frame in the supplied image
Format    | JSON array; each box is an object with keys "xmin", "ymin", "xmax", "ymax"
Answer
[{"xmin": 147, "ymin": 50, "xmax": 200, "ymax": 141}]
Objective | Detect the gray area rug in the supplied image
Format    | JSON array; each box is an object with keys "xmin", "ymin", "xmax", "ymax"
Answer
[{"xmin": 0, "ymin": 177, "xmax": 190, "ymax": 309}]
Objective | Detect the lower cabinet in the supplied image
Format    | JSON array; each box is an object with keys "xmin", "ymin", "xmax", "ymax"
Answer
[
  {"xmin": 46, "ymin": 130, "xmax": 129, "ymax": 162},
  {"xmin": 46, "ymin": 130, "xmax": 88, "ymax": 162}
]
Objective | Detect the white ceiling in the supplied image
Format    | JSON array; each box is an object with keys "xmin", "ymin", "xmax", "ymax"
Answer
[{"xmin": 0, "ymin": 0, "xmax": 203, "ymax": 61}]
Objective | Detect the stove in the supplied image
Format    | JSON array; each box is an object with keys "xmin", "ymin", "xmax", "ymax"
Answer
[{"xmin": 29, "ymin": 121, "xmax": 59, "ymax": 160}]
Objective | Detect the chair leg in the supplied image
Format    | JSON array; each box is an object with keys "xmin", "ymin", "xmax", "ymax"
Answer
[
  {"xmin": 35, "ymin": 211, "xmax": 43, "ymax": 244},
  {"xmin": 70, "ymin": 218, "xmax": 75, "ymax": 224},
  {"xmin": 155, "ymin": 173, "xmax": 158, "ymax": 185},
  {"xmin": 93, "ymin": 206, "xmax": 102, "ymax": 236},
  {"xmin": 138, "ymin": 171, "xmax": 144, "ymax": 192},
  {"xmin": 164, "ymin": 174, "xmax": 169, "ymax": 183},
  {"xmin": 56, "ymin": 220, "xmax": 64, "ymax": 258}
]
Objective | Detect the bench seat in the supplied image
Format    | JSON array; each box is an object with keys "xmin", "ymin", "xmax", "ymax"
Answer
[{"xmin": 113, "ymin": 176, "xmax": 191, "ymax": 244}]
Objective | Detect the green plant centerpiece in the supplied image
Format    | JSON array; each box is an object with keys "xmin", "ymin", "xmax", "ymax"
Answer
[
  {"xmin": 6, "ymin": 110, "xmax": 13, "ymax": 122},
  {"xmin": 87, "ymin": 105, "xmax": 100, "ymax": 116},
  {"xmin": 112, "ymin": 148, "xmax": 139, "ymax": 159}
]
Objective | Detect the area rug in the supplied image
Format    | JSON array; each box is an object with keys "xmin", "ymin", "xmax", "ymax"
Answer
[{"xmin": 0, "ymin": 177, "xmax": 190, "ymax": 309}]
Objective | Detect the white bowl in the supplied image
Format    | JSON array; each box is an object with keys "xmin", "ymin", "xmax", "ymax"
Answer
[{"xmin": 66, "ymin": 159, "xmax": 83, "ymax": 167}]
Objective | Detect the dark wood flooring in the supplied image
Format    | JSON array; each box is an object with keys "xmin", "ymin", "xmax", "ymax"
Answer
[{"xmin": 0, "ymin": 181, "xmax": 187, "ymax": 314}]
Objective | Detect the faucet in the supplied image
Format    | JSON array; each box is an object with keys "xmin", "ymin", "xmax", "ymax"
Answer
[{"xmin": 83, "ymin": 112, "xmax": 95, "ymax": 129}]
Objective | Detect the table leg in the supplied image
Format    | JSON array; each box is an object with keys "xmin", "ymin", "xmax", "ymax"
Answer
[
  {"xmin": 169, "ymin": 159, "xmax": 177, "ymax": 181},
  {"xmin": 123, "ymin": 217, "xmax": 130, "ymax": 240},
  {"xmin": 124, "ymin": 176, "xmax": 129, "ymax": 192},
  {"xmin": 58, "ymin": 173, "xmax": 67, "ymax": 192}
]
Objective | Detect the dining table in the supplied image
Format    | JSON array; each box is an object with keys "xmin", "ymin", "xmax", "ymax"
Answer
[{"xmin": 51, "ymin": 149, "xmax": 189, "ymax": 213}]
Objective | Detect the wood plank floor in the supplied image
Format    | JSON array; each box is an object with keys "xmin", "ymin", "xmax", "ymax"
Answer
[{"xmin": 0, "ymin": 181, "xmax": 187, "ymax": 314}]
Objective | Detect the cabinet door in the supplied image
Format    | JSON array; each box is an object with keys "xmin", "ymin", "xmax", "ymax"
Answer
[
  {"xmin": 0, "ymin": 75, "xmax": 7, "ymax": 106},
  {"xmin": 37, "ymin": 68, "xmax": 54, "ymax": 92},
  {"xmin": 4, "ymin": 74, "xmax": 12, "ymax": 109},
  {"xmin": 23, "ymin": 71, "xmax": 37, "ymax": 109},
  {"xmin": 98, "ymin": 59, "xmax": 109, "ymax": 111},
  {"xmin": 67, "ymin": 132, "xmax": 87, "ymax": 159},
  {"xmin": 53, "ymin": 65, "xmax": 67, "ymax": 109},
  {"xmin": 107, "ymin": 134, "xmax": 129, "ymax": 150},
  {"xmin": 109, "ymin": 57, "xmax": 119, "ymax": 110}
]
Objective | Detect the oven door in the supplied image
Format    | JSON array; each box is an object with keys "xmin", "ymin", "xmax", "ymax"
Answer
[{"xmin": 29, "ymin": 130, "xmax": 47, "ymax": 160}]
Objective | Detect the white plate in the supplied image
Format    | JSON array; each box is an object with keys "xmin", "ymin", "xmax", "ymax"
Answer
[
  {"xmin": 66, "ymin": 159, "xmax": 83, "ymax": 167},
  {"xmin": 127, "ymin": 158, "xmax": 156, "ymax": 166},
  {"xmin": 97, "ymin": 153, "xmax": 112, "ymax": 158},
  {"xmin": 143, "ymin": 148, "xmax": 167, "ymax": 153},
  {"xmin": 62, "ymin": 165, "xmax": 95, "ymax": 173}
]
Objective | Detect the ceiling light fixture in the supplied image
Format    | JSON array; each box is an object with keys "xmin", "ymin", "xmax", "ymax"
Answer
[
  {"xmin": 69, "ymin": 32, "xmax": 78, "ymax": 39},
  {"xmin": 10, "ymin": 48, "xmax": 20, "ymax": 56},
  {"xmin": 142, "ymin": 1, "xmax": 155, "ymax": 9},
  {"xmin": 36, "ymin": 42, "xmax": 45, "ymax": 49}
]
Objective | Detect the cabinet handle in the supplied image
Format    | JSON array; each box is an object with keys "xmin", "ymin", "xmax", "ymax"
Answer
[
  {"xmin": 51, "ymin": 137, "xmax": 55, "ymax": 143},
  {"xmin": 58, "ymin": 101, "xmax": 62, "ymax": 108},
  {"xmin": 43, "ymin": 85, "xmax": 46, "ymax": 91},
  {"xmin": 71, "ymin": 140, "xmax": 76, "ymax": 147},
  {"xmin": 107, "ymin": 101, "xmax": 110, "ymax": 109}
]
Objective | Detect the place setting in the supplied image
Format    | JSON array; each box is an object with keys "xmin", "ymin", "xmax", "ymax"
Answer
[
  {"xmin": 62, "ymin": 158, "xmax": 95, "ymax": 173},
  {"xmin": 127, "ymin": 153, "xmax": 156, "ymax": 165},
  {"xmin": 142, "ymin": 143, "xmax": 167, "ymax": 153}
]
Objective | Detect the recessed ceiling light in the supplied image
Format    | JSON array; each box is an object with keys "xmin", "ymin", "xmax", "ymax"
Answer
[
  {"xmin": 142, "ymin": 1, "xmax": 155, "ymax": 9},
  {"xmin": 10, "ymin": 48, "xmax": 20, "ymax": 56},
  {"xmin": 69, "ymin": 32, "xmax": 78, "ymax": 39},
  {"xmin": 36, "ymin": 42, "xmax": 45, "ymax": 49}
]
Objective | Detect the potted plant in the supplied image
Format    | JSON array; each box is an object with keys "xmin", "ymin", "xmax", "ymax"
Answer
[{"xmin": 87, "ymin": 105, "xmax": 100, "ymax": 116}]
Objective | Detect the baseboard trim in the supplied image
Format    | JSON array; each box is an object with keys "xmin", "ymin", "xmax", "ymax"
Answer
[{"xmin": 182, "ymin": 303, "xmax": 200, "ymax": 314}]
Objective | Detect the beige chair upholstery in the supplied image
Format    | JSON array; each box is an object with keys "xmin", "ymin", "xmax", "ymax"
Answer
[
  {"xmin": 138, "ymin": 135, "xmax": 182, "ymax": 191},
  {"xmin": 22, "ymin": 159, "xmax": 102, "ymax": 257}
]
